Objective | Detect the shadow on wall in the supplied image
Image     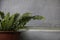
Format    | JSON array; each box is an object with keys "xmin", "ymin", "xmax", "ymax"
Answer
[{"xmin": 20, "ymin": 31, "xmax": 60, "ymax": 40}]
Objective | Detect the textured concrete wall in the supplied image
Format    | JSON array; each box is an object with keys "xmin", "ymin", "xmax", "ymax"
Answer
[
  {"xmin": 0, "ymin": 0, "xmax": 60, "ymax": 27},
  {"xmin": 0, "ymin": 0, "xmax": 2, "ymax": 10}
]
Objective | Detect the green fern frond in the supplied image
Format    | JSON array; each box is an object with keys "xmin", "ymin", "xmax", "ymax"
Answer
[
  {"xmin": 0, "ymin": 11, "xmax": 5, "ymax": 19},
  {"xmin": 21, "ymin": 12, "xmax": 31, "ymax": 18},
  {"xmin": 10, "ymin": 13, "xmax": 20, "ymax": 31},
  {"xmin": 1, "ymin": 12, "xmax": 10, "ymax": 30},
  {"xmin": 32, "ymin": 15, "xmax": 44, "ymax": 20}
]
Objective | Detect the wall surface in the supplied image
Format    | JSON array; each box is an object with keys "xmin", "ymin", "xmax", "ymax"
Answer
[
  {"xmin": 0, "ymin": 0, "xmax": 2, "ymax": 10},
  {"xmin": 0, "ymin": 0, "xmax": 60, "ymax": 27}
]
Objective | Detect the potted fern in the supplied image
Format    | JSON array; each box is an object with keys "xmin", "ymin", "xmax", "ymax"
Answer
[{"xmin": 0, "ymin": 11, "xmax": 44, "ymax": 40}]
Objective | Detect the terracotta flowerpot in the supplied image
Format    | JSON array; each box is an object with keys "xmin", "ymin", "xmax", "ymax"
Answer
[{"xmin": 0, "ymin": 31, "xmax": 21, "ymax": 40}]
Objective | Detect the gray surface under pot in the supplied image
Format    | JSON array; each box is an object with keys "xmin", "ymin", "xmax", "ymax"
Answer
[{"xmin": 20, "ymin": 30, "xmax": 60, "ymax": 40}]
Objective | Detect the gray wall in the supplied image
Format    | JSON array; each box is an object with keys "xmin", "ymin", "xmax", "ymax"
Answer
[
  {"xmin": 0, "ymin": 0, "xmax": 2, "ymax": 10},
  {"xmin": 0, "ymin": 0, "xmax": 60, "ymax": 27}
]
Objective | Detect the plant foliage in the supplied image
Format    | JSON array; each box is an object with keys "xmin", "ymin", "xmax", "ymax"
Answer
[{"xmin": 0, "ymin": 11, "xmax": 44, "ymax": 31}]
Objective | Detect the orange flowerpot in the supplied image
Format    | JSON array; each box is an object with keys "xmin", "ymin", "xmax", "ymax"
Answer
[{"xmin": 0, "ymin": 31, "xmax": 20, "ymax": 40}]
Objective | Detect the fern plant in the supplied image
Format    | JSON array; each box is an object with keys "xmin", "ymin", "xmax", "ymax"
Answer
[{"xmin": 0, "ymin": 11, "xmax": 44, "ymax": 31}]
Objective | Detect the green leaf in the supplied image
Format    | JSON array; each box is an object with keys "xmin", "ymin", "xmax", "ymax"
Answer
[
  {"xmin": 19, "ymin": 15, "xmax": 32, "ymax": 26},
  {"xmin": 21, "ymin": 12, "xmax": 32, "ymax": 18},
  {"xmin": 0, "ymin": 11, "xmax": 5, "ymax": 19},
  {"xmin": 1, "ymin": 13, "xmax": 10, "ymax": 30},
  {"xmin": 33, "ymin": 15, "xmax": 44, "ymax": 20},
  {"xmin": 7, "ymin": 14, "xmax": 15, "ymax": 30},
  {"xmin": 10, "ymin": 13, "xmax": 20, "ymax": 30}
]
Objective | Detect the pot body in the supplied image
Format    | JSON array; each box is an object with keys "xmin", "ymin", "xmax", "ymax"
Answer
[{"xmin": 0, "ymin": 32, "xmax": 20, "ymax": 40}]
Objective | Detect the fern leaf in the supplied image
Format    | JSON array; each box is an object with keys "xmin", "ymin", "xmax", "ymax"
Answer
[
  {"xmin": 0, "ymin": 11, "xmax": 5, "ymax": 19},
  {"xmin": 1, "ymin": 12, "xmax": 10, "ymax": 30},
  {"xmin": 32, "ymin": 15, "xmax": 44, "ymax": 20},
  {"xmin": 7, "ymin": 13, "xmax": 20, "ymax": 30}
]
